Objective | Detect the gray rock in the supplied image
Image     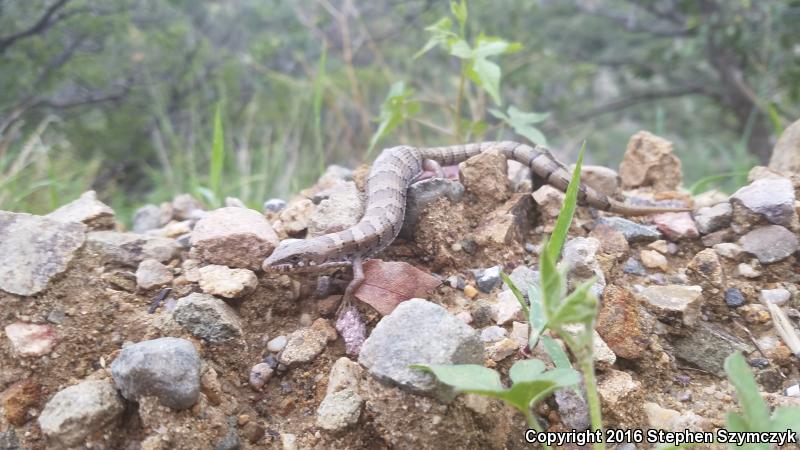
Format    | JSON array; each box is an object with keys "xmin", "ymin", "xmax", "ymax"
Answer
[
  {"xmin": 278, "ymin": 326, "xmax": 328, "ymax": 366},
  {"xmin": 191, "ymin": 207, "xmax": 279, "ymax": 270},
  {"xmin": 327, "ymin": 357, "xmax": 362, "ymax": 395},
  {"xmin": 135, "ymin": 259, "xmax": 173, "ymax": 290},
  {"xmin": 622, "ymin": 257, "xmax": 646, "ymax": 276},
  {"xmin": 693, "ymin": 203, "xmax": 732, "ymax": 235},
  {"xmin": 308, "ymin": 181, "xmax": 364, "ymax": 237},
  {"xmin": 639, "ymin": 285, "xmax": 702, "ymax": 326},
  {"xmin": 739, "ymin": 225, "xmax": 799, "ymax": 264},
  {"xmin": 769, "ymin": 118, "xmax": 800, "ymax": 173},
  {"xmin": 214, "ymin": 432, "xmax": 240, "ymax": 450},
  {"xmin": 86, "ymin": 231, "xmax": 180, "ymax": 266},
  {"xmin": 132, "ymin": 204, "xmax": 168, "ymax": 233},
  {"xmin": 0, "ymin": 212, "xmax": 86, "ymax": 296},
  {"xmin": 760, "ymin": 288, "xmax": 791, "ymax": 306},
  {"xmin": 46, "ymin": 190, "xmax": 115, "ymax": 230},
  {"xmin": 172, "ymin": 194, "xmax": 204, "ymax": 220},
  {"xmin": 555, "ymin": 388, "xmax": 590, "ymax": 431},
  {"xmin": 580, "ymin": 165, "xmax": 619, "ymax": 197},
  {"xmin": 316, "ymin": 388, "xmax": 363, "ymax": 431},
  {"xmin": 673, "ymin": 323, "xmax": 753, "ymax": 376},
  {"xmin": 38, "ymin": 379, "xmax": 124, "ymax": 447},
  {"xmin": 263, "ymin": 198, "xmax": 287, "ymax": 213},
  {"xmin": 110, "ymin": 337, "xmax": 201, "ymax": 409},
  {"xmin": 224, "ymin": 196, "xmax": 247, "ymax": 208},
  {"xmin": 595, "ymin": 216, "xmax": 661, "ymax": 243},
  {"xmin": 713, "ymin": 242, "xmax": 744, "ymax": 260},
  {"xmin": 474, "ymin": 265, "xmax": 502, "ymax": 293},
  {"xmin": 724, "ymin": 288, "xmax": 746, "ymax": 308},
  {"xmin": 562, "ymin": 237, "xmax": 605, "ymax": 297},
  {"xmin": 400, "ymin": 178, "xmax": 465, "ymax": 238},
  {"xmin": 0, "ymin": 430, "xmax": 20, "ymax": 450},
  {"xmin": 173, "ymin": 293, "xmax": 243, "ymax": 343},
  {"xmin": 508, "ymin": 265, "xmax": 539, "ymax": 292},
  {"xmin": 480, "ymin": 325, "xmax": 508, "ymax": 343},
  {"xmin": 358, "ymin": 299, "xmax": 483, "ymax": 400},
  {"xmin": 731, "ymin": 178, "xmax": 796, "ymax": 227}
]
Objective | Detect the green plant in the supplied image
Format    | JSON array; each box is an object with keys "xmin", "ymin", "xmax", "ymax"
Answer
[
  {"xmin": 412, "ymin": 360, "xmax": 579, "ymax": 441},
  {"xmin": 413, "ymin": 143, "xmax": 596, "ymax": 448},
  {"xmin": 723, "ymin": 352, "xmax": 800, "ymax": 450},
  {"xmin": 503, "ymin": 144, "xmax": 606, "ymax": 450},
  {"xmin": 369, "ymin": 0, "xmax": 548, "ymax": 151}
]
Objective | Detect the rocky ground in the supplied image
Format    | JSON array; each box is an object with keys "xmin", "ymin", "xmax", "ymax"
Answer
[{"xmin": 1, "ymin": 129, "xmax": 799, "ymax": 450}]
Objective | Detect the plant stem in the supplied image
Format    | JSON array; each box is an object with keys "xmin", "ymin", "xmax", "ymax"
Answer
[
  {"xmin": 525, "ymin": 413, "xmax": 553, "ymax": 450},
  {"xmin": 579, "ymin": 351, "xmax": 605, "ymax": 450},
  {"xmin": 453, "ymin": 65, "xmax": 466, "ymax": 142}
]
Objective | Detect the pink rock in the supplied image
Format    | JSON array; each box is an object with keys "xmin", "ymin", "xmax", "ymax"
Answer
[
  {"xmin": 190, "ymin": 207, "xmax": 279, "ymax": 270},
  {"xmin": 4, "ymin": 323, "xmax": 57, "ymax": 357},
  {"xmin": 652, "ymin": 212, "xmax": 699, "ymax": 241}
]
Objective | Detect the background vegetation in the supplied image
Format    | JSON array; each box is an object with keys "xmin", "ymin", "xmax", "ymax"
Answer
[{"xmin": 1, "ymin": 0, "xmax": 798, "ymax": 219}]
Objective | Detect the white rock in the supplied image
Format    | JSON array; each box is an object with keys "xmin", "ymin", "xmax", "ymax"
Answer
[
  {"xmin": 267, "ymin": 335, "xmax": 288, "ymax": 353},
  {"xmin": 38, "ymin": 380, "xmax": 124, "ymax": 447},
  {"xmin": 198, "ymin": 264, "xmax": 257, "ymax": 298},
  {"xmin": 492, "ymin": 290, "xmax": 523, "ymax": 325}
]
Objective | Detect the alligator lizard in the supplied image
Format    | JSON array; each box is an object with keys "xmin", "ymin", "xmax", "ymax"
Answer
[{"xmin": 263, "ymin": 141, "xmax": 688, "ymax": 300}]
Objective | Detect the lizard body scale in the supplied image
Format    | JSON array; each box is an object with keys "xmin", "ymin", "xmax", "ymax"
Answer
[{"xmin": 263, "ymin": 141, "xmax": 688, "ymax": 296}]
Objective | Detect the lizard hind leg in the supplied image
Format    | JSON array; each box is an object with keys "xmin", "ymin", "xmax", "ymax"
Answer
[{"xmin": 410, "ymin": 159, "xmax": 445, "ymax": 184}]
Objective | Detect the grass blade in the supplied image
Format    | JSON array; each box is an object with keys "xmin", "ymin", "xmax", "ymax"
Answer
[{"xmin": 546, "ymin": 141, "xmax": 585, "ymax": 259}]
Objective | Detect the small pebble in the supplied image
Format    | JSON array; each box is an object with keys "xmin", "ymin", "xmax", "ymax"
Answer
[
  {"xmin": 724, "ymin": 288, "xmax": 746, "ymax": 308},
  {"xmin": 759, "ymin": 288, "xmax": 791, "ymax": 306},
  {"xmin": 748, "ymin": 357, "xmax": 769, "ymax": 369},
  {"xmin": 474, "ymin": 265, "xmax": 502, "ymax": 293},
  {"xmin": 463, "ymin": 285, "xmax": 478, "ymax": 298},
  {"xmin": 480, "ymin": 325, "xmax": 508, "ymax": 343},
  {"xmin": 640, "ymin": 249, "xmax": 668, "ymax": 271},
  {"xmin": 264, "ymin": 198, "xmax": 287, "ymax": 213},
  {"xmin": 737, "ymin": 263, "xmax": 761, "ymax": 278},
  {"xmin": 249, "ymin": 363, "xmax": 274, "ymax": 390},
  {"xmin": 267, "ymin": 335, "xmax": 288, "ymax": 353}
]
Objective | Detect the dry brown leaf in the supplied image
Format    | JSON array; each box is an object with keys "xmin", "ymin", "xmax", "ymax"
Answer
[{"xmin": 354, "ymin": 259, "xmax": 441, "ymax": 315}]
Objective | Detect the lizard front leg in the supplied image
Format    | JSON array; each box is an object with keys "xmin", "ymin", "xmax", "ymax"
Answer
[{"xmin": 342, "ymin": 256, "xmax": 365, "ymax": 305}]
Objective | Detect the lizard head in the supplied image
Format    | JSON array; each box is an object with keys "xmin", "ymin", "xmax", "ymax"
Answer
[{"xmin": 262, "ymin": 238, "xmax": 336, "ymax": 272}]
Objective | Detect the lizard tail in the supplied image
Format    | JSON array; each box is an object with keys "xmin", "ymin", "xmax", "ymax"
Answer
[{"xmin": 605, "ymin": 198, "xmax": 692, "ymax": 216}]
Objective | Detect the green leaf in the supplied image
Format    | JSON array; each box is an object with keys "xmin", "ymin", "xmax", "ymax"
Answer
[
  {"xmin": 509, "ymin": 359, "xmax": 546, "ymax": 383},
  {"xmin": 450, "ymin": 0, "xmax": 468, "ymax": 34},
  {"xmin": 448, "ymin": 39, "xmax": 473, "ymax": 59},
  {"xmin": 468, "ymin": 57, "xmax": 502, "ymax": 104},
  {"xmin": 473, "ymin": 34, "xmax": 522, "ymax": 58},
  {"xmin": 209, "ymin": 103, "xmax": 225, "ymax": 206},
  {"xmin": 413, "ymin": 17, "xmax": 456, "ymax": 59},
  {"xmin": 367, "ymin": 82, "xmax": 419, "ymax": 157},
  {"xmin": 724, "ymin": 352, "xmax": 771, "ymax": 431},
  {"xmin": 500, "ymin": 272, "xmax": 529, "ymax": 317},
  {"xmin": 546, "ymin": 142, "xmax": 585, "ymax": 259},
  {"xmin": 528, "ymin": 284, "xmax": 547, "ymax": 347},
  {"xmin": 490, "ymin": 106, "xmax": 549, "ymax": 147},
  {"xmin": 540, "ymin": 335, "xmax": 572, "ymax": 369},
  {"xmin": 411, "ymin": 364, "xmax": 505, "ymax": 393},
  {"xmin": 502, "ymin": 368, "xmax": 581, "ymax": 411},
  {"xmin": 549, "ymin": 278, "xmax": 598, "ymax": 326},
  {"xmin": 539, "ymin": 237, "xmax": 562, "ymax": 319},
  {"xmin": 770, "ymin": 406, "xmax": 800, "ymax": 431}
]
